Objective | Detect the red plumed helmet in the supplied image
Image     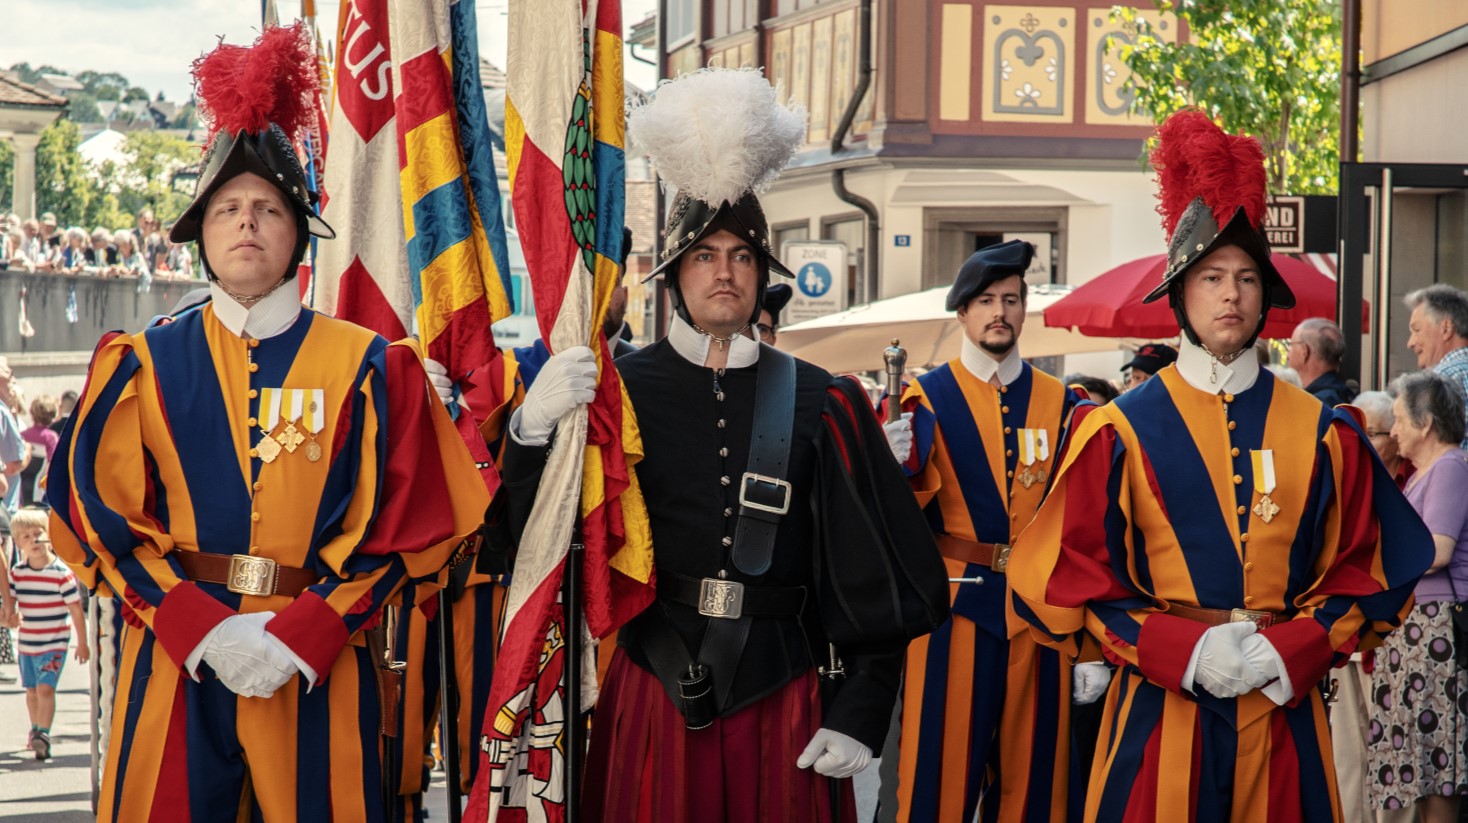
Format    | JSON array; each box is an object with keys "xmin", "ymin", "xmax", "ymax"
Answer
[
  {"xmin": 1150, "ymin": 108, "xmax": 1267, "ymax": 240},
  {"xmin": 192, "ymin": 22, "xmax": 316, "ymax": 146}
]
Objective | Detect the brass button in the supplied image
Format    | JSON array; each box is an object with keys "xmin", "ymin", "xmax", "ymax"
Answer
[
  {"xmin": 251, "ymin": 512, "xmax": 261, "ymax": 522},
  {"xmin": 1228, "ymin": 421, "xmax": 1237, "ymax": 431},
  {"xmin": 249, "ymin": 448, "xmax": 259, "ymax": 458},
  {"xmin": 1244, "ymin": 595, "xmax": 1255, "ymax": 606},
  {"xmin": 248, "ymin": 417, "xmax": 258, "ymax": 427},
  {"xmin": 250, "ymin": 546, "xmax": 259, "ymax": 554},
  {"xmin": 248, "ymin": 339, "xmax": 260, "ymax": 349},
  {"xmin": 1230, "ymin": 447, "xmax": 1240, "ymax": 457},
  {"xmin": 1245, "ymin": 561, "xmax": 1254, "ymax": 571},
  {"xmin": 249, "ymin": 389, "xmax": 259, "ymax": 399},
  {"xmin": 1011, "ymin": 512, "xmax": 1019, "ymax": 520},
  {"xmin": 1232, "ymin": 474, "xmax": 1242, "ymax": 485},
  {"xmin": 999, "ymin": 386, "xmax": 1008, "ymax": 394},
  {"xmin": 248, "ymin": 363, "xmax": 260, "ymax": 373},
  {"xmin": 253, "ymin": 481, "xmax": 263, "ymax": 492},
  {"xmin": 1224, "ymin": 394, "xmax": 1235, "ymax": 403},
  {"xmin": 1240, "ymin": 533, "xmax": 1250, "ymax": 543},
  {"xmin": 1001, "ymin": 405, "xmax": 1010, "ymax": 414},
  {"xmin": 1237, "ymin": 506, "xmax": 1247, "ymax": 516},
  {"xmin": 1004, "ymin": 426, "xmax": 1012, "ymax": 435},
  {"xmin": 1007, "ymin": 470, "xmax": 1014, "ymax": 478},
  {"xmin": 1006, "ymin": 449, "xmax": 1014, "ymax": 457}
]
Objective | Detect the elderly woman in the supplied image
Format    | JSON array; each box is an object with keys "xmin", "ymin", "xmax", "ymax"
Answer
[
  {"xmin": 109, "ymin": 227, "xmax": 152, "ymax": 291},
  {"xmin": 1368, "ymin": 371, "xmax": 1468, "ymax": 822},
  {"xmin": 1358, "ymin": 389, "xmax": 1414, "ymax": 487}
]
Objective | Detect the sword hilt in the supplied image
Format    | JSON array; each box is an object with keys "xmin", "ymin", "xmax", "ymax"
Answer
[{"xmin": 883, "ymin": 338, "xmax": 908, "ymax": 424}]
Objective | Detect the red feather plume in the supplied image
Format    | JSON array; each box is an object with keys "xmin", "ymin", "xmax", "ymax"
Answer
[
  {"xmin": 1150, "ymin": 108, "xmax": 1267, "ymax": 239},
  {"xmin": 191, "ymin": 23, "xmax": 316, "ymax": 145}
]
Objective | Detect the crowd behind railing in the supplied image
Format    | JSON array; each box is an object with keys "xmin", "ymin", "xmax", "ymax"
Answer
[{"xmin": 0, "ymin": 208, "xmax": 202, "ymax": 290}]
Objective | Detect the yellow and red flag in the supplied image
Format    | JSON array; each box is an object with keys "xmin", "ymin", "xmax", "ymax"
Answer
[{"xmin": 464, "ymin": 0, "xmax": 654, "ymax": 819}]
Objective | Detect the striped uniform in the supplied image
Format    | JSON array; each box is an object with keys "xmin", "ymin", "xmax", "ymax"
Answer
[
  {"xmin": 47, "ymin": 303, "xmax": 488, "ymax": 823},
  {"xmin": 10, "ymin": 558, "xmax": 80, "ymax": 655},
  {"xmin": 896, "ymin": 360, "xmax": 1083, "ymax": 823},
  {"xmin": 1008, "ymin": 367, "xmax": 1433, "ymax": 822}
]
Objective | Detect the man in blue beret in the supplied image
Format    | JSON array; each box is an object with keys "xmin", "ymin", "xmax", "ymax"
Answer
[{"xmin": 883, "ymin": 239, "xmax": 1102, "ymax": 822}]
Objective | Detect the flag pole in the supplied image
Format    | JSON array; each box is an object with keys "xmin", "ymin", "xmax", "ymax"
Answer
[
  {"xmin": 563, "ymin": 523, "xmax": 586, "ymax": 821},
  {"xmin": 437, "ymin": 589, "xmax": 463, "ymax": 823}
]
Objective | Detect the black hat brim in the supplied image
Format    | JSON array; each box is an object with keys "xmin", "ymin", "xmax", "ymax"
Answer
[
  {"xmin": 1142, "ymin": 206, "xmax": 1294, "ymax": 309},
  {"xmin": 170, "ymin": 130, "xmax": 334, "ymax": 245},
  {"xmin": 644, "ymin": 195, "xmax": 794, "ymax": 282}
]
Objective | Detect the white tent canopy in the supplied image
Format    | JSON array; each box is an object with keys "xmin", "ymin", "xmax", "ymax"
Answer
[{"xmin": 778, "ymin": 284, "xmax": 1129, "ymax": 374}]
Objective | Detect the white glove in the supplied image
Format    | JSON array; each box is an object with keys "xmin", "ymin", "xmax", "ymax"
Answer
[
  {"xmin": 884, "ymin": 412, "xmax": 914, "ymax": 463},
  {"xmin": 796, "ymin": 728, "xmax": 872, "ymax": 778},
  {"xmin": 1186, "ymin": 620, "xmax": 1270, "ymax": 699},
  {"xmin": 510, "ymin": 345, "xmax": 598, "ymax": 446},
  {"xmin": 197, "ymin": 612, "xmax": 299, "ymax": 698},
  {"xmin": 425, "ymin": 357, "xmax": 455, "ymax": 406},
  {"xmin": 1072, "ymin": 661, "xmax": 1112, "ymax": 705},
  {"xmin": 1239, "ymin": 632, "xmax": 1294, "ymax": 706}
]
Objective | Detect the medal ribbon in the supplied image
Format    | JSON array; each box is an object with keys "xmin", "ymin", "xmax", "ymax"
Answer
[
  {"xmin": 304, "ymin": 389, "xmax": 325, "ymax": 434},
  {"xmin": 283, "ymin": 389, "xmax": 304, "ymax": 424},
  {"xmin": 1250, "ymin": 449, "xmax": 1276, "ymax": 494},
  {"xmin": 1020, "ymin": 428, "xmax": 1037, "ymax": 467},
  {"xmin": 259, "ymin": 387, "xmax": 284, "ymax": 431}
]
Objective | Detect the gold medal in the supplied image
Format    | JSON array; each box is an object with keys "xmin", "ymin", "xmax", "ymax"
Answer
[
  {"xmin": 1019, "ymin": 467, "xmax": 1036, "ymax": 489},
  {"xmin": 1034, "ymin": 466, "xmax": 1049, "ymax": 486},
  {"xmin": 1253, "ymin": 493, "xmax": 1280, "ymax": 524},
  {"xmin": 256, "ymin": 434, "xmax": 282, "ymax": 463},
  {"xmin": 277, "ymin": 421, "xmax": 305, "ymax": 453},
  {"xmin": 306, "ymin": 441, "xmax": 322, "ymax": 462}
]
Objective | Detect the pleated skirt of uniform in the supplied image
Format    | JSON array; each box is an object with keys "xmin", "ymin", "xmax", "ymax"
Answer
[
  {"xmin": 99, "ymin": 619, "xmax": 386, "ymax": 823},
  {"xmin": 1085, "ymin": 666, "xmax": 1342, "ymax": 823},
  {"xmin": 582, "ymin": 648, "xmax": 856, "ymax": 823}
]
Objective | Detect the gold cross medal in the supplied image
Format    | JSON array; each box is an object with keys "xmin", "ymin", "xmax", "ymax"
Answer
[
  {"xmin": 302, "ymin": 389, "xmax": 325, "ymax": 462},
  {"xmin": 273, "ymin": 389, "xmax": 315, "ymax": 455},
  {"xmin": 1250, "ymin": 449, "xmax": 1280, "ymax": 524},
  {"xmin": 1017, "ymin": 428, "xmax": 1050, "ymax": 489},
  {"xmin": 255, "ymin": 387, "xmax": 286, "ymax": 463}
]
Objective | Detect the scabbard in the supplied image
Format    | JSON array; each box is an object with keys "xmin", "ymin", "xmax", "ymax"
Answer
[{"xmin": 365, "ymin": 626, "xmax": 402, "ymax": 738}]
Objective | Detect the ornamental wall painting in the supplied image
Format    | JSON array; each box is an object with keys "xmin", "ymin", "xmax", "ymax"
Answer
[
  {"xmin": 1085, "ymin": 7, "xmax": 1177, "ymax": 125},
  {"xmin": 982, "ymin": 6, "xmax": 1076, "ymax": 123}
]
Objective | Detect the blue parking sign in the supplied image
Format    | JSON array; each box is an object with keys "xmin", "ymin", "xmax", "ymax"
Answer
[{"xmin": 798, "ymin": 262, "xmax": 832, "ymax": 298}]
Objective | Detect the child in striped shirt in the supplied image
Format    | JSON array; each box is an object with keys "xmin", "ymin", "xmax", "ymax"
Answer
[{"xmin": 9, "ymin": 507, "xmax": 87, "ymax": 761}]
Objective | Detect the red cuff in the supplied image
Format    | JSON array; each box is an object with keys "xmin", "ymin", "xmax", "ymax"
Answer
[
  {"xmin": 266, "ymin": 592, "xmax": 349, "ymax": 685},
  {"xmin": 1137, "ymin": 613, "xmax": 1210, "ymax": 694},
  {"xmin": 1261, "ymin": 617, "xmax": 1335, "ymax": 706},
  {"xmin": 153, "ymin": 582, "xmax": 234, "ymax": 670}
]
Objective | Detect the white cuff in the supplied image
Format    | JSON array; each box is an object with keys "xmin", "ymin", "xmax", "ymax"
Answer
[
  {"xmin": 1181, "ymin": 633, "xmax": 1206, "ymax": 694},
  {"xmin": 263, "ymin": 629, "xmax": 318, "ymax": 693},
  {"xmin": 507, "ymin": 407, "xmax": 549, "ymax": 447},
  {"xmin": 184, "ymin": 620, "xmax": 227, "ymax": 681}
]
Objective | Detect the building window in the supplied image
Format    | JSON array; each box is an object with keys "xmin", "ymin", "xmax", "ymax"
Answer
[
  {"xmin": 773, "ymin": 221, "xmax": 810, "ymax": 259},
  {"xmin": 667, "ymin": 0, "xmax": 697, "ymax": 46}
]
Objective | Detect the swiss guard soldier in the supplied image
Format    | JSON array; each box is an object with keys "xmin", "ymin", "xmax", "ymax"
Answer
[
  {"xmin": 1007, "ymin": 109, "xmax": 1432, "ymax": 821},
  {"xmin": 46, "ymin": 25, "xmax": 487, "ymax": 822},
  {"xmin": 884, "ymin": 239, "xmax": 1101, "ymax": 823},
  {"xmin": 486, "ymin": 67, "xmax": 949, "ymax": 821}
]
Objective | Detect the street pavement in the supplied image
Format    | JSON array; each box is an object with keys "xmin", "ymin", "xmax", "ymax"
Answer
[{"xmin": 0, "ymin": 632, "xmax": 458, "ymax": 821}]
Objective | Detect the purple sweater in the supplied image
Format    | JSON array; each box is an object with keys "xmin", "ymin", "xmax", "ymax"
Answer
[{"xmin": 1406, "ymin": 450, "xmax": 1468, "ymax": 601}]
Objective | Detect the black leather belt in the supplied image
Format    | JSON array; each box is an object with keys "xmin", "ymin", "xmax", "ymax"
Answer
[
  {"xmin": 658, "ymin": 571, "xmax": 806, "ymax": 618},
  {"xmin": 730, "ymin": 345, "xmax": 796, "ymax": 576}
]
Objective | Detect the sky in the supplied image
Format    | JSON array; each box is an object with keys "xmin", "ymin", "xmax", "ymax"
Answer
[{"xmin": 4, "ymin": 0, "xmax": 659, "ymax": 105}]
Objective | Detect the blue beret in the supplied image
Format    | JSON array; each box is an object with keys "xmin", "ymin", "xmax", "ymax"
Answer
[{"xmin": 945, "ymin": 239, "xmax": 1034, "ymax": 311}]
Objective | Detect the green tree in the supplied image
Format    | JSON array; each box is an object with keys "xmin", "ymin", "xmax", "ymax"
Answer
[
  {"xmin": 1111, "ymin": 0, "xmax": 1341, "ymax": 195},
  {"xmin": 0, "ymin": 140, "xmax": 12, "ymax": 213},
  {"xmin": 118, "ymin": 131, "xmax": 195, "ymax": 222},
  {"xmin": 34, "ymin": 120, "xmax": 94, "ymax": 227}
]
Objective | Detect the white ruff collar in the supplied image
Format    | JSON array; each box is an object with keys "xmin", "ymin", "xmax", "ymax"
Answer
[
  {"xmin": 668, "ymin": 315, "xmax": 761, "ymax": 368},
  {"xmin": 1175, "ymin": 336, "xmax": 1260, "ymax": 395},
  {"xmin": 959, "ymin": 336, "xmax": 1022, "ymax": 386},
  {"xmin": 209, "ymin": 280, "xmax": 303, "ymax": 339}
]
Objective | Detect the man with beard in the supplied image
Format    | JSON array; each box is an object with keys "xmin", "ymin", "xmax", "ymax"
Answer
[
  {"xmin": 884, "ymin": 240, "xmax": 1103, "ymax": 823},
  {"xmin": 1007, "ymin": 110, "xmax": 1429, "ymax": 822}
]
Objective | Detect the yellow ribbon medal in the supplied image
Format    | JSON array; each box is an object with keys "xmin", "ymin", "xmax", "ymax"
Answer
[
  {"xmin": 303, "ymin": 389, "xmax": 325, "ymax": 462},
  {"xmin": 1250, "ymin": 449, "xmax": 1280, "ymax": 524},
  {"xmin": 255, "ymin": 387, "xmax": 283, "ymax": 463},
  {"xmin": 1017, "ymin": 428, "xmax": 1051, "ymax": 489}
]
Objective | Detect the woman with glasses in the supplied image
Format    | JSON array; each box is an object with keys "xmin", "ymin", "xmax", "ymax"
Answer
[{"xmin": 756, "ymin": 283, "xmax": 792, "ymax": 345}]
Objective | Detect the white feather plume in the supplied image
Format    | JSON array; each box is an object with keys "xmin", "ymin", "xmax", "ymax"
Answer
[{"xmin": 627, "ymin": 67, "xmax": 808, "ymax": 207}]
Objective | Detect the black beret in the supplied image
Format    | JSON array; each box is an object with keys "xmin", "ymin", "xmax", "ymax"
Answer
[
  {"xmin": 763, "ymin": 283, "xmax": 794, "ymax": 325},
  {"xmin": 1122, "ymin": 343, "xmax": 1179, "ymax": 375},
  {"xmin": 945, "ymin": 239, "xmax": 1034, "ymax": 311}
]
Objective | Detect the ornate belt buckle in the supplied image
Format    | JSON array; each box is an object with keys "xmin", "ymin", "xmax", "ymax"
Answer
[
  {"xmin": 227, "ymin": 554, "xmax": 278, "ymax": 597},
  {"xmin": 739, "ymin": 473, "xmax": 792, "ymax": 515},
  {"xmin": 1229, "ymin": 608, "xmax": 1274, "ymax": 629},
  {"xmin": 698, "ymin": 577, "xmax": 745, "ymax": 620},
  {"xmin": 991, "ymin": 543, "xmax": 1013, "ymax": 574}
]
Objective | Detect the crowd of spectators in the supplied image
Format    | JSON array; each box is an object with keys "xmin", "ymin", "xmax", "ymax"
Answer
[{"xmin": 0, "ymin": 208, "xmax": 199, "ymax": 288}]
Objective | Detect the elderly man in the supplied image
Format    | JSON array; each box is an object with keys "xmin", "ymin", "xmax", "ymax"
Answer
[
  {"xmin": 478, "ymin": 68, "xmax": 948, "ymax": 821},
  {"xmin": 1008, "ymin": 110, "xmax": 1431, "ymax": 822},
  {"xmin": 885, "ymin": 239, "xmax": 1098, "ymax": 823},
  {"xmin": 1406, "ymin": 284, "xmax": 1468, "ymax": 446},
  {"xmin": 47, "ymin": 25, "xmax": 487, "ymax": 822},
  {"xmin": 1288, "ymin": 317, "xmax": 1356, "ymax": 407}
]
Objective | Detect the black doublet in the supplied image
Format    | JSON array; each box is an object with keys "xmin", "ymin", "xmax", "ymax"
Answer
[{"xmin": 493, "ymin": 340, "xmax": 948, "ymax": 749}]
